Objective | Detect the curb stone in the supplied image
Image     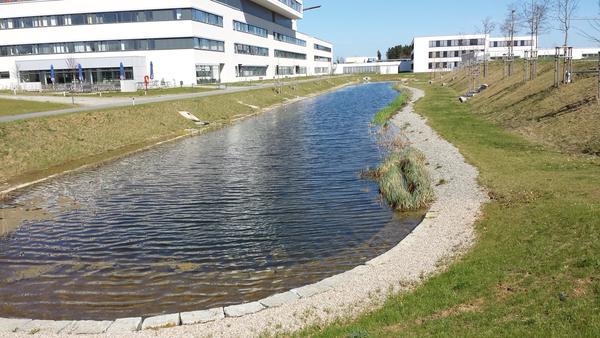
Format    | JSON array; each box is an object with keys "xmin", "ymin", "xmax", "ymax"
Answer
[
  {"xmin": 0, "ymin": 319, "xmax": 32, "ymax": 333},
  {"xmin": 259, "ymin": 291, "xmax": 300, "ymax": 308},
  {"xmin": 223, "ymin": 302, "xmax": 265, "ymax": 317},
  {"xmin": 18, "ymin": 320, "xmax": 74, "ymax": 334},
  {"xmin": 141, "ymin": 313, "xmax": 181, "ymax": 330},
  {"xmin": 105, "ymin": 317, "xmax": 142, "ymax": 333},
  {"xmin": 180, "ymin": 308, "xmax": 224, "ymax": 325},
  {"xmin": 62, "ymin": 321, "xmax": 113, "ymax": 335}
]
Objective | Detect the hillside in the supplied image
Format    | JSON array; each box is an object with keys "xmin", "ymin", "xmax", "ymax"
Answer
[{"xmin": 440, "ymin": 59, "xmax": 599, "ymax": 155}]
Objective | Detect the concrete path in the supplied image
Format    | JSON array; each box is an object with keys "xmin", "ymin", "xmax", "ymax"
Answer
[{"xmin": 0, "ymin": 76, "xmax": 346, "ymax": 123}]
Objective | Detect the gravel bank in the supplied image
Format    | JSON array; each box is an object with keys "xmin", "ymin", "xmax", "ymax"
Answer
[{"xmin": 0, "ymin": 86, "xmax": 489, "ymax": 338}]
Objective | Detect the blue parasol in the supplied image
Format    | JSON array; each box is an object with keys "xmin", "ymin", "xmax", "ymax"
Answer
[
  {"xmin": 78, "ymin": 64, "xmax": 83, "ymax": 82},
  {"xmin": 119, "ymin": 62, "xmax": 125, "ymax": 81},
  {"xmin": 50, "ymin": 64, "xmax": 55, "ymax": 84},
  {"xmin": 150, "ymin": 61, "xmax": 154, "ymax": 80}
]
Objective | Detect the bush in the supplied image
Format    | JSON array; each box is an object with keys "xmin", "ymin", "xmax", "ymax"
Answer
[{"xmin": 373, "ymin": 147, "xmax": 434, "ymax": 211}]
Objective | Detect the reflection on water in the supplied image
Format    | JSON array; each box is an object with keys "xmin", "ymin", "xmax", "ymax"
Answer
[{"xmin": 0, "ymin": 83, "xmax": 422, "ymax": 320}]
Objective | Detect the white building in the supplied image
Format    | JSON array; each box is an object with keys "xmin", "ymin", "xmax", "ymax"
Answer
[
  {"xmin": 412, "ymin": 34, "xmax": 536, "ymax": 73},
  {"xmin": 0, "ymin": 0, "xmax": 333, "ymax": 89},
  {"xmin": 341, "ymin": 56, "xmax": 377, "ymax": 64},
  {"xmin": 333, "ymin": 59, "xmax": 412, "ymax": 75}
]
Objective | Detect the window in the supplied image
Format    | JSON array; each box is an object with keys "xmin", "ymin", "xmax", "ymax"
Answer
[
  {"xmin": 273, "ymin": 32, "xmax": 306, "ymax": 47},
  {"xmin": 276, "ymin": 66, "xmax": 295, "ymax": 75},
  {"xmin": 192, "ymin": 9, "xmax": 223, "ymax": 27},
  {"xmin": 274, "ymin": 49, "xmax": 306, "ymax": 60},
  {"xmin": 0, "ymin": 37, "xmax": 208, "ymax": 57},
  {"xmin": 233, "ymin": 20, "xmax": 268, "ymax": 38},
  {"xmin": 237, "ymin": 66, "xmax": 268, "ymax": 77},
  {"xmin": 0, "ymin": 71, "xmax": 9, "ymax": 79},
  {"xmin": 314, "ymin": 44, "xmax": 332, "ymax": 52},
  {"xmin": 194, "ymin": 38, "xmax": 225, "ymax": 52},
  {"xmin": 234, "ymin": 43, "xmax": 268, "ymax": 56},
  {"xmin": 314, "ymin": 56, "xmax": 331, "ymax": 62},
  {"xmin": 314, "ymin": 67, "xmax": 329, "ymax": 74}
]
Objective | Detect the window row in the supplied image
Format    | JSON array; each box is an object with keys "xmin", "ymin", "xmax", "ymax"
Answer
[
  {"xmin": 314, "ymin": 44, "xmax": 332, "ymax": 53},
  {"xmin": 237, "ymin": 65, "xmax": 268, "ymax": 77},
  {"xmin": 428, "ymin": 62, "xmax": 460, "ymax": 69},
  {"xmin": 314, "ymin": 67, "xmax": 329, "ymax": 74},
  {"xmin": 429, "ymin": 39, "xmax": 486, "ymax": 48},
  {"xmin": 0, "ymin": 8, "xmax": 223, "ymax": 30},
  {"xmin": 275, "ymin": 49, "xmax": 306, "ymax": 60},
  {"xmin": 234, "ymin": 43, "xmax": 269, "ymax": 56},
  {"xmin": 428, "ymin": 49, "xmax": 483, "ymax": 59},
  {"xmin": 274, "ymin": 32, "xmax": 307, "ymax": 47},
  {"xmin": 314, "ymin": 56, "xmax": 332, "ymax": 62},
  {"xmin": 233, "ymin": 20, "xmax": 268, "ymax": 38},
  {"xmin": 277, "ymin": 0, "xmax": 303, "ymax": 12},
  {"xmin": 0, "ymin": 37, "xmax": 224, "ymax": 57},
  {"xmin": 489, "ymin": 40, "xmax": 533, "ymax": 48}
]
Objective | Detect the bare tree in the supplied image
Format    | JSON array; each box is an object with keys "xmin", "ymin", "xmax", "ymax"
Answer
[
  {"xmin": 501, "ymin": 4, "xmax": 520, "ymax": 77},
  {"xmin": 521, "ymin": 0, "xmax": 550, "ymax": 79},
  {"xmin": 555, "ymin": 0, "xmax": 580, "ymax": 47},
  {"xmin": 480, "ymin": 17, "xmax": 497, "ymax": 77},
  {"xmin": 65, "ymin": 56, "xmax": 78, "ymax": 85},
  {"xmin": 580, "ymin": 0, "xmax": 600, "ymax": 44}
]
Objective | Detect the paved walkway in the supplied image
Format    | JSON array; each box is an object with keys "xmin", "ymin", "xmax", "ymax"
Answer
[{"xmin": 0, "ymin": 76, "xmax": 345, "ymax": 123}]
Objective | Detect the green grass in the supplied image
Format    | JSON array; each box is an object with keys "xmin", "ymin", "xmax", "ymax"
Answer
[
  {"xmin": 372, "ymin": 147, "xmax": 434, "ymax": 211},
  {"xmin": 372, "ymin": 89, "xmax": 409, "ymax": 126},
  {"xmin": 297, "ymin": 84, "xmax": 600, "ymax": 337},
  {"xmin": 0, "ymin": 98, "xmax": 71, "ymax": 117},
  {"xmin": 83, "ymin": 86, "xmax": 218, "ymax": 97}
]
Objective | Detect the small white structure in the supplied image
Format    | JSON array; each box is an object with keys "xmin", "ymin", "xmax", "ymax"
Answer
[
  {"xmin": 333, "ymin": 59, "xmax": 412, "ymax": 75},
  {"xmin": 342, "ymin": 56, "xmax": 377, "ymax": 64}
]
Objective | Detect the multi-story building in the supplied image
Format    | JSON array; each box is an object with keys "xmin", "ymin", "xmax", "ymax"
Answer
[
  {"xmin": 0, "ymin": 0, "xmax": 333, "ymax": 89},
  {"xmin": 412, "ymin": 34, "xmax": 536, "ymax": 73}
]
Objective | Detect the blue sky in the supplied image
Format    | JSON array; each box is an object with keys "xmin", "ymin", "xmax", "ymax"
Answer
[{"xmin": 299, "ymin": 0, "xmax": 600, "ymax": 58}]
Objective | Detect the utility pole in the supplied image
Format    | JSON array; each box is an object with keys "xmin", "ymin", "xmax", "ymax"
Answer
[{"xmin": 508, "ymin": 9, "xmax": 516, "ymax": 77}]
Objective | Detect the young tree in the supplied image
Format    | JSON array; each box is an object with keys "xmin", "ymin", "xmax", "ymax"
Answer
[
  {"xmin": 479, "ymin": 17, "xmax": 497, "ymax": 77},
  {"xmin": 501, "ymin": 4, "xmax": 520, "ymax": 76},
  {"xmin": 521, "ymin": 0, "xmax": 550, "ymax": 79},
  {"xmin": 65, "ymin": 56, "xmax": 78, "ymax": 85},
  {"xmin": 555, "ymin": 0, "xmax": 580, "ymax": 47}
]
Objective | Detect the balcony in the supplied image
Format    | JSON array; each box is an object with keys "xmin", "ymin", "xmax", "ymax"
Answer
[{"xmin": 249, "ymin": 0, "xmax": 303, "ymax": 19}]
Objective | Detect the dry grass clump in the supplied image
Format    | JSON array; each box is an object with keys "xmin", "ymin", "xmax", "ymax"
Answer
[{"xmin": 371, "ymin": 147, "xmax": 434, "ymax": 211}]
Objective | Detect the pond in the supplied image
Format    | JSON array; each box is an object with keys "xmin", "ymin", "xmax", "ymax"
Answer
[{"xmin": 0, "ymin": 82, "xmax": 422, "ymax": 320}]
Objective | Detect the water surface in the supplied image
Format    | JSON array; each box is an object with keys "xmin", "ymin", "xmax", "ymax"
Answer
[{"xmin": 0, "ymin": 83, "xmax": 422, "ymax": 320}]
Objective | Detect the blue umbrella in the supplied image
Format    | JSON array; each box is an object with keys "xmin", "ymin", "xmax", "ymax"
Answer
[
  {"xmin": 50, "ymin": 64, "xmax": 55, "ymax": 84},
  {"xmin": 78, "ymin": 64, "xmax": 84, "ymax": 82},
  {"xmin": 150, "ymin": 61, "xmax": 154, "ymax": 80},
  {"xmin": 119, "ymin": 62, "xmax": 125, "ymax": 81}
]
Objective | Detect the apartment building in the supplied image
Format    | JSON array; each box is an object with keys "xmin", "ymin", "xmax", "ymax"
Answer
[
  {"xmin": 412, "ymin": 34, "xmax": 536, "ymax": 73},
  {"xmin": 0, "ymin": 0, "xmax": 333, "ymax": 89}
]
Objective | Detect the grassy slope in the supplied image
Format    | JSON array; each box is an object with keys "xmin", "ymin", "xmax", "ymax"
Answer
[
  {"xmin": 0, "ymin": 77, "xmax": 357, "ymax": 189},
  {"xmin": 446, "ymin": 59, "xmax": 600, "ymax": 155},
  {"xmin": 298, "ymin": 83, "xmax": 600, "ymax": 337},
  {"xmin": 0, "ymin": 98, "xmax": 71, "ymax": 117}
]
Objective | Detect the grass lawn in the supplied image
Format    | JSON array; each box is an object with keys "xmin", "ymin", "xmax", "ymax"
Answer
[
  {"xmin": 85, "ymin": 86, "xmax": 219, "ymax": 97},
  {"xmin": 0, "ymin": 98, "xmax": 71, "ymax": 117},
  {"xmin": 297, "ymin": 84, "xmax": 600, "ymax": 337}
]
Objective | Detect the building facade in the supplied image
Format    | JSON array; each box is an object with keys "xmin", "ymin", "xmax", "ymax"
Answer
[
  {"xmin": 412, "ymin": 34, "xmax": 536, "ymax": 73},
  {"xmin": 0, "ymin": 0, "xmax": 333, "ymax": 89}
]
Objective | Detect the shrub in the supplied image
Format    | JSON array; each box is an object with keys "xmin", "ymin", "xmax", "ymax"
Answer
[{"xmin": 372, "ymin": 147, "xmax": 434, "ymax": 211}]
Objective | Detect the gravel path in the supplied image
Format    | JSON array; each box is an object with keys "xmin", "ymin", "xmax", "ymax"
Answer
[{"xmin": 0, "ymin": 86, "xmax": 488, "ymax": 338}]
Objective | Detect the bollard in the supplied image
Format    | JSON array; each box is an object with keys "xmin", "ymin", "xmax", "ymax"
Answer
[
  {"xmin": 71, "ymin": 96, "xmax": 75, "ymax": 105},
  {"xmin": 132, "ymin": 97, "xmax": 135, "ymax": 106}
]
